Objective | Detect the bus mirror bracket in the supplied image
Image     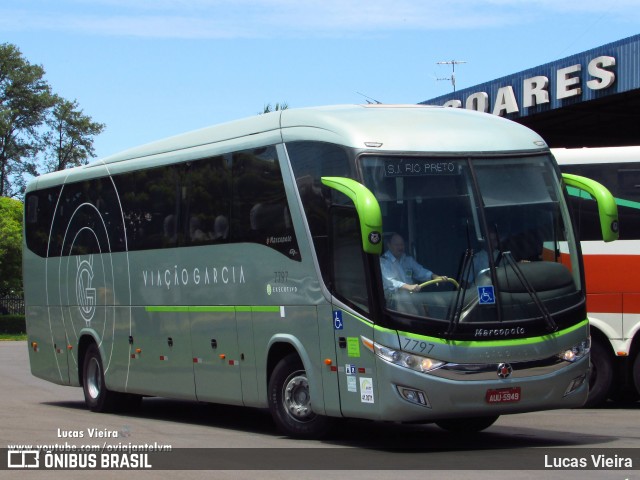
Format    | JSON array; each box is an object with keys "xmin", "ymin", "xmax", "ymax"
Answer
[
  {"xmin": 321, "ymin": 176, "xmax": 383, "ymax": 255},
  {"xmin": 562, "ymin": 173, "xmax": 619, "ymax": 243}
]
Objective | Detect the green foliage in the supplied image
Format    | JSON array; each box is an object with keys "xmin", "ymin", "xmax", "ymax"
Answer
[
  {"xmin": 0, "ymin": 43, "xmax": 106, "ymax": 303},
  {"xmin": 0, "ymin": 43, "xmax": 55, "ymax": 197},
  {"xmin": 42, "ymin": 96, "xmax": 106, "ymax": 172},
  {"xmin": 0, "ymin": 196, "xmax": 23, "ymax": 295},
  {"xmin": 0, "ymin": 43, "xmax": 106, "ymax": 196}
]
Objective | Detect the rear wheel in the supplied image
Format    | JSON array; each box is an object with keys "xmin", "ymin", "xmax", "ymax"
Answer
[
  {"xmin": 584, "ymin": 339, "xmax": 613, "ymax": 407},
  {"xmin": 268, "ymin": 353, "xmax": 334, "ymax": 438},
  {"xmin": 435, "ymin": 416, "xmax": 499, "ymax": 433},
  {"xmin": 82, "ymin": 343, "xmax": 119, "ymax": 412}
]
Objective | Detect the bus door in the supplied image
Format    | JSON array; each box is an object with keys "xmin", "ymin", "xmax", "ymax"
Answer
[
  {"xmin": 190, "ymin": 307, "xmax": 243, "ymax": 405},
  {"xmin": 329, "ymin": 208, "xmax": 378, "ymax": 417}
]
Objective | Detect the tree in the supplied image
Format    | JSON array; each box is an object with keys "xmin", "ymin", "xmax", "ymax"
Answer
[
  {"xmin": 42, "ymin": 96, "xmax": 106, "ymax": 172},
  {"xmin": 0, "ymin": 43, "xmax": 106, "ymax": 194},
  {"xmin": 261, "ymin": 102, "xmax": 288, "ymax": 114},
  {"xmin": 0, "ymin": 43, "xmax": 55, "ymax": 197},
  {"xmin": 0, "ymin": 196, "xmax": 23, "ymax": 295}
]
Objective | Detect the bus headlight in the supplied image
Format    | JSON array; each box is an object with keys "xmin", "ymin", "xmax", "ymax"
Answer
[
  {"xmin": 362, "ymin": 336, "xmax": 445, "ymax": 373},
  {"xmin": 558, "ymin": 338, "xmax": 591, "ymax": 362}
]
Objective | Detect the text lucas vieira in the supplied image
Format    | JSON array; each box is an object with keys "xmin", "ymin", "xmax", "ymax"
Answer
[
  {"xmin": 545, "ymin": 454, "xmax": 633, "ymax": 468},
  {"xmin": 58, "ymin": 428, "xmax": 119, "ymax": 438}
]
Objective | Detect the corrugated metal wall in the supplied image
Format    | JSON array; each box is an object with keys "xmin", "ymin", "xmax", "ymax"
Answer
[{"xmin": 420, "ymin": 34, "xmax": 640, "ymax": 121}]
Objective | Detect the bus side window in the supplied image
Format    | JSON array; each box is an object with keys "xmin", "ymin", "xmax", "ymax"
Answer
[
  {"xmin": 25, "ymin": 188, "xmax": 60, "ymax": 258},
  {"xmin": 561, "ymin": 162, "xmax": 640, "ymax": 241},
  {"xmin": 330, "ymin": 208, "xmax": 370, "ymax": 315},
  {"xmin": 232, "ymin": 147, "xmax": 301, "ymax": 260},
  {"xmin": 286, "ymin": 141, "xmax": 352, "ymax": 283},
  {"xmin": 184, "ymin": 154, "xmax": 231, "ymax": 246}
]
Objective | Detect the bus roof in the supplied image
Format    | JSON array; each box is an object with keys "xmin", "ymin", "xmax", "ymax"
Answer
[
  {"xmin": 552, "ymin": 146, "xmax": 640, "ymax": 165},
  {"xmin": 97, "ymin": 104, "xmax": 547, "ymax": 165},
  {"xmin": 27, "ymin": 105, "xmax": 549, "ymax": 191}
]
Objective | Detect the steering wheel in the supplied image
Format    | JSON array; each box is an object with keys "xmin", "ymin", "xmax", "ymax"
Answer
[{"xmin": 418, "ymin": 277, "xmax": 460, "ymax": 290}]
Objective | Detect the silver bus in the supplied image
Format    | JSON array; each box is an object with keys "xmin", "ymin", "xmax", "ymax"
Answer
[{"xmin": 23, "ymin": 105, "xmax": 618, "ymax": 438}]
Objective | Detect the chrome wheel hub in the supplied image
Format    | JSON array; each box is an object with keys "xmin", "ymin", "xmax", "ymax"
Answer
[{"xmin": 283, "ymin": 372, "xmax": 313, "ymax": 421}]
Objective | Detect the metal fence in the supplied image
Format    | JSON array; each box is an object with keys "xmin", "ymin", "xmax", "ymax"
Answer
[{"xmin": 0, "ymin": 296, "xmax": 25, "ymax": 315}]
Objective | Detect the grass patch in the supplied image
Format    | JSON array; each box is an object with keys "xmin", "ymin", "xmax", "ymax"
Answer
[{"xmin": 0, "ymin": 333, "xmax": 27, "ymax": 341}]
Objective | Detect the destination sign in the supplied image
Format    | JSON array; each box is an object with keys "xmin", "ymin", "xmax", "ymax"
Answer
[{"xmin": 384, "ymin": 159, "xmax": 460, "ymax": 177}]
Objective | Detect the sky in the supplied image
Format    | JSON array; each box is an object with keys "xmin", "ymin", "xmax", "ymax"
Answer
[{"xmin": 2, "ymin": 0, "xmax": 640, "ymax": 160}]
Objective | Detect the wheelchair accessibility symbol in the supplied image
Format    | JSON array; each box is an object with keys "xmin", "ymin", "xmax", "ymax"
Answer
[
  {"xmin": 477, "ymin": 286, "xmax": 496, "ymax": 305},
  {"xmin": 333, "ymin": 310, "xmax": 344, "ymax": 330}
]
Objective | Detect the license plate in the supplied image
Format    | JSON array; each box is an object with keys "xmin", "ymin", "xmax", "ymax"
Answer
[{"xmin": 486, "ymin": 387, "xmax": 521, "ymax": 404}]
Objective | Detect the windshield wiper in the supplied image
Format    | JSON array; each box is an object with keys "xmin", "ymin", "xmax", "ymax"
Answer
[
  {"xmin": 447, "ymin": 248, "xmax": 473, "ymax": 336},
  {"xmin": 447, "ymin": 220, "xmax": 476, "ymax": 336},
  {"xmin": 502, "ymin": 252, "xmax": 558, "ymax": 332}
]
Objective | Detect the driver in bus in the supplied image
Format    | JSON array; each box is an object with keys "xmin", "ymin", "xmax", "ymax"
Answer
[
  {"xmin": 469, "ymin": 230, "xmax": 501, "ymax": 285},
  {"xmin": 380, "ymin": 233, "xmax": 446, "ymax": 295}
]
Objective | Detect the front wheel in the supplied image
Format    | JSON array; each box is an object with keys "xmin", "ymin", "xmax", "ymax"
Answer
[
  {"xmin": 632, "ymin": 351, "xmax": 640, "ymax": 398},
  {"xmin": 435, "ymin": 415, "xmax": 499, "ymax": 433},
  {"xmin": 584, "ymin": 338, "xmax": 613, "ymax": 407},
  {"xmin": 268, "ymin": 353, "xmax": 334, "ymax": 438}
]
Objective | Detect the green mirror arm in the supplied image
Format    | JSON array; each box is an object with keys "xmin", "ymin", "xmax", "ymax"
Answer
[
  {"xmin": 562, "ymin": 173, "xmax": 619, "ymax": 242},
  {"xmin": 321, "ymin": 176, "xmax": 383, "ymax": 254}
]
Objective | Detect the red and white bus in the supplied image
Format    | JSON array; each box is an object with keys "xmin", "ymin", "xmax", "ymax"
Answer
[{"xmin": 554, "ymin": 146, "xmax": 640, "ymax": 406}]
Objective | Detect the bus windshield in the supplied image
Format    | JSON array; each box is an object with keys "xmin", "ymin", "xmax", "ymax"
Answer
[{"xmin": 360, "ymin": 154, "xmax": 583, "ymax": 334}]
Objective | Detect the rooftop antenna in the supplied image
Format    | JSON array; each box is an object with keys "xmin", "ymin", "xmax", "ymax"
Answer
[
  {"xmin": 436, "ymin": 60, "xmax": 467, "ymax": 92},
  {"xmin": 356, "ymin": 92, "xmax": 382, "ymax": 104}
]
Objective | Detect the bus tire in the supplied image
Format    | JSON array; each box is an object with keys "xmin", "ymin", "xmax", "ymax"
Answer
[
  {"xmin": 584, "ymin": 338, "xmax": 613, "ymax": 407},
  {"xmin": 435, "ymin": 415, "xmax": 499, "ymax": 433},
  {"xmin": 82, "ymin": 343, "xmax": 118, "ymax": 413},
  {"xmin": 632, "ymin": 352, "xmax": 640, "ymax": 397},
  {"xmin": 268, "ymin": 353, "xmax": 334, "ymax": 439}
]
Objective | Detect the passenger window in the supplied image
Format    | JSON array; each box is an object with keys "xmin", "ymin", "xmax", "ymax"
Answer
[
  {"xmin": 232, "ymin": 147, "xmax": 301, "ymax": 261},
  {"xmin": 330, "ymin": 208, "xmax": 370, "ymax": 314},
  {"xmin": 561, "ymin": 163, "xmax": 640, "ymax": 241},
  {"xmin": 185, "ymin": 154, "xmax": 231, "ymax": 246}
]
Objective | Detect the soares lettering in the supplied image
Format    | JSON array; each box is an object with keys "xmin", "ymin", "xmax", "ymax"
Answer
[{"xmin": 440, "ymin": 55, "xmax": 616, "ymax": 116}]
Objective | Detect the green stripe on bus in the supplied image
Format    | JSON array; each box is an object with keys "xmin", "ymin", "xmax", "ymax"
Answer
[
  {"xmin": 190, "ymin": 306, "xmax": 235, "ymax": 313},
  {"xmin": 615, "ymin": 197, "xmax": 640, "ymax": 210},
  {"xmin": 146, "ymin": 306, "xmax": 191, "ymax": 312},
  {"xmin": 145, "ymin": 305, "xmax": 280, "ymax": 313},
  {"xmin": 251, "ymin": 306, "xmax": 281, "ymax": 312},
  {"xmin": 397, "ymin": 319, "xmax": 588, "ymax": 347},
  {"xmin": 567, "ymin": 186, "xmax": 640, "ymax": 211}
]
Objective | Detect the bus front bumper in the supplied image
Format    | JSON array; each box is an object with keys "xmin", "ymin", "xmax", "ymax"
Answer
[{"xmin": 370, "ymin": 354, "xmax": 589, "ymax": 422}]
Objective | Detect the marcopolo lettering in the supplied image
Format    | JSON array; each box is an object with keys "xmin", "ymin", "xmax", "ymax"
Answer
[
  {"xmin": 441, "ymin": 55, "xmax": 616, "ymax": 116},
  {"xmin": 266, "ymin": 235, "xmax": 292, "ymax": 245},
  {"xmin": 475, "ymin": 327, "xmax": 525, "ymax": 337}
]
